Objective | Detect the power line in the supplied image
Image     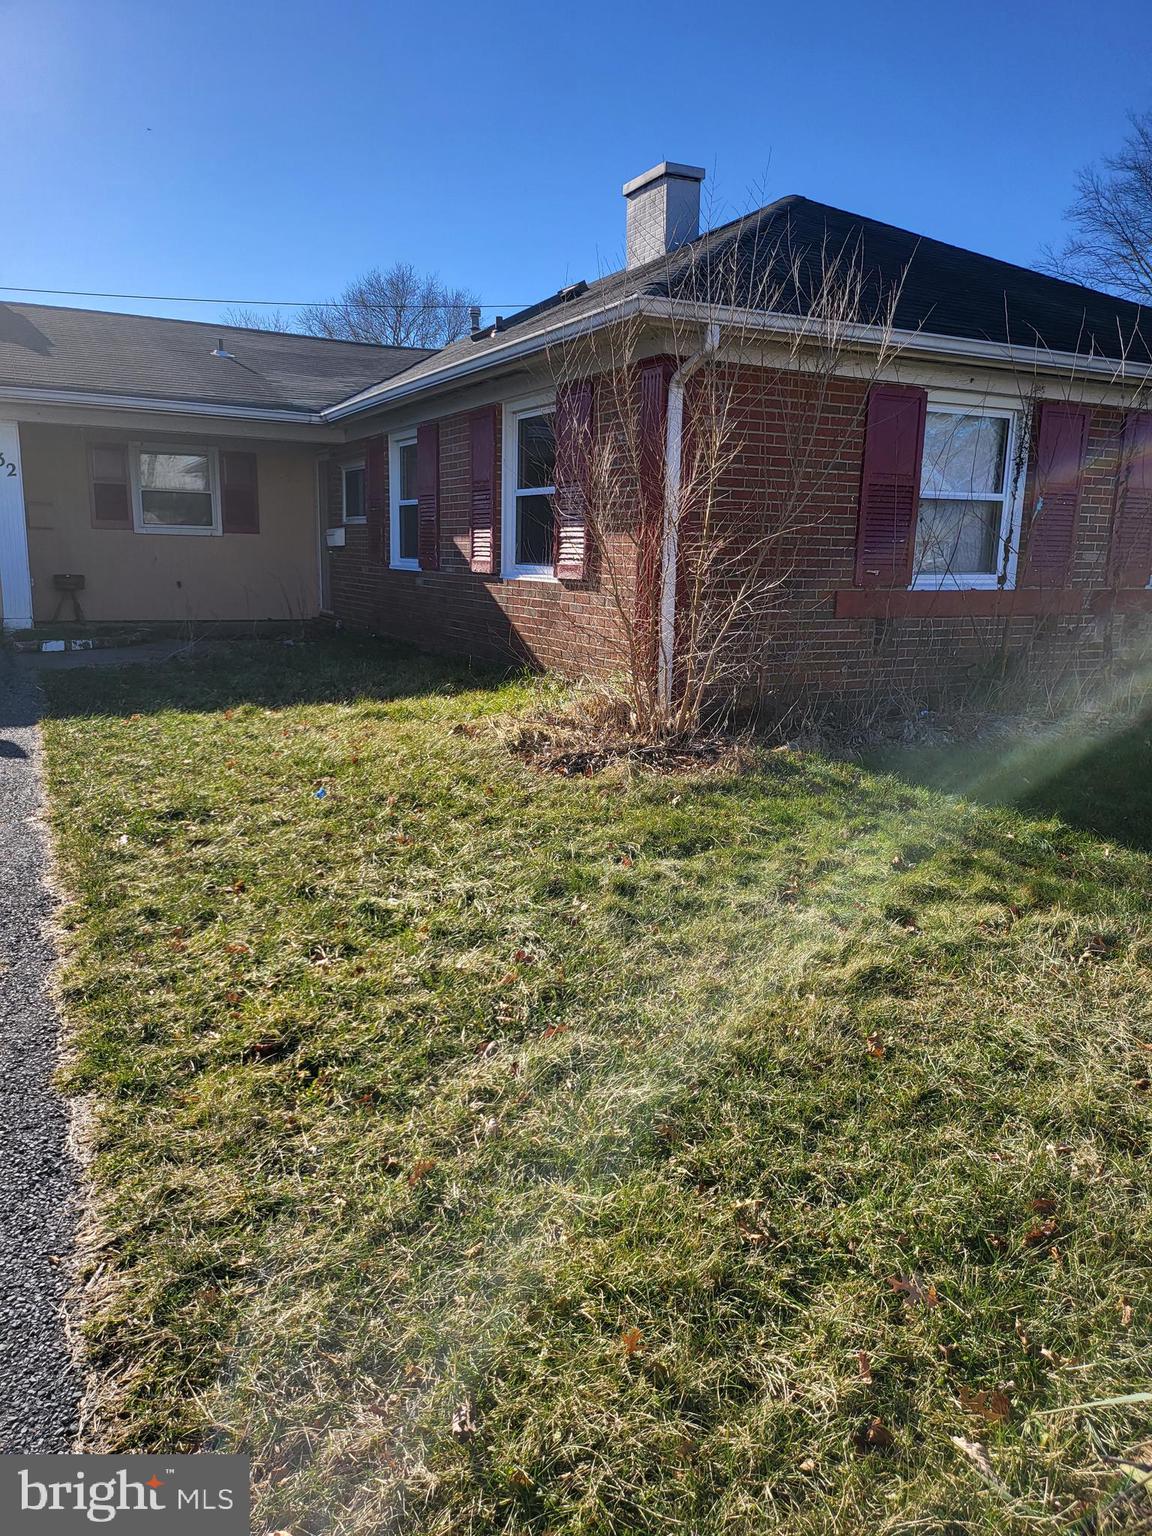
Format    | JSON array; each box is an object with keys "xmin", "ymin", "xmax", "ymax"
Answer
[{"xmin": 0, "ymin": 285, "xmax": 533, "ymax": 309}]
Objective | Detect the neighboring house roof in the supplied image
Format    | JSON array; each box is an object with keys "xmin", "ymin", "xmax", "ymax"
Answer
[
  {"xmin": 0, "ymin": 303, "xmax": 432, "ymax": 414},
  {"xmin": 334, "ymin": 194, "xmax": 1152, "ymax": 416}
]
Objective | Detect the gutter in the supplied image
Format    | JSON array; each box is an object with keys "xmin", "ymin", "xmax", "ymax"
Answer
[
  {"xmin": 0, "ymin": 383, "xmax": 325, "ymax": 424},
  {"xmin": 658, "ymin": 323, "xmax": 721, "ymax": 716}
]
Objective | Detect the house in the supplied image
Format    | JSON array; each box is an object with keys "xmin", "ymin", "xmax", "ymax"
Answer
[{"xmin": 2, "ymin": 162, "xmax": 1150, "ymax": 701}]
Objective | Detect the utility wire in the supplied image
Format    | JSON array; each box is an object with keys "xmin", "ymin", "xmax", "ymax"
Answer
[{"xmin": 0, "ymin": 285, "xmax": 532, "ymax": 309}]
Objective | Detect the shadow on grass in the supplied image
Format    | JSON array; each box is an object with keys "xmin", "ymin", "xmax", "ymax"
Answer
[
  {"xmin": 872, "ymin": 710, "xmax": 1152, "ymax": 854},
  {"xmin": 24, "ymin": 634, "xmax": 522, "ymax": 724}
]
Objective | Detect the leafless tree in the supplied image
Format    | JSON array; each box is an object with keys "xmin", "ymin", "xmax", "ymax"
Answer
[
  {"xmin": 296, "ymin": 262, "xmax": 480, "ymax": 349},
  {"xmin": 1042, "ymin": 111, "xmax": 1152, "ymax": 301},
  {"xmin": 219, "ymin": 306, "xmax": 295, "ymax": 333},
  {"xmin": 547, "ymin": 229, "xmax": 905, "ymax": 738}
]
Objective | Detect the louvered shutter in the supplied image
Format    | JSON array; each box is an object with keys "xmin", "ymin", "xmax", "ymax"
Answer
[
  {"xmin": 90, "ymin": 443, "xmax": 132, "ymax": 529},
  {"xmin": 1020, "ymin": 403, "xmax": 1089, "ymax": 587},
  {"xmin": 364, "ymin": 436, "xmax": 387, "ymax": 562},
  {"xmin": 469, "ymin": 407, "xmax": 498, "ymax": 574},
  {"xmin": 1111, "ymin": 411, "xmax": 1152, "ymax": 589},
  {"xmin": 553, "ymin": 379, "xmax": 595, "ymax": 579},
  {"xmin": 220, "ymin": 451, "xmax": 259, "ymax": 533},
  {"xmin": 416, "ymin": 422, "xmax": 440, "ymax": 571},
  {"xmin": 854, "ymin": 384, "xmax": 927, "ymax": 587}
]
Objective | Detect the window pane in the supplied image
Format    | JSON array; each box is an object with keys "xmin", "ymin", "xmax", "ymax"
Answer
[
  {"xmin": 920, "ymin": 412, "xmax": 1008, "ymax": 497},
  {"xmin": 915, "ymin": 497, "xmax": 1001, "ymax": 576},
  {"xmin": 140, "ymin": 451, "xmax": 209, "ymax": 493},
  {"xmin": 518, "ymin": 415, "xmax": 555, "ymax": 490},
  {"xmin": 399, "ymin": 502, "xmax": 419, "ymax": 561},
  {"xmin": 141, "ymin": 490, "xmax": 214, "ymax": 527},
  {"xmin": 516, "ymin": 492, "xmax": 554, "ymax": 567},
  {"xmin": 399, "ymin": 443, "xmax": 418, "ymax": 503},
  {"xmin": 344, "ymin": 466, "xmax": 365, "ymax": 520}
]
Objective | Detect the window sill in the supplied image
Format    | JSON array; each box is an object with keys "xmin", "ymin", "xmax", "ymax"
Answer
[
  {"xmin": 343, "ymin": 518, "xmax": 367, "ymax": 527},
  {"xmin": 502, "ymin": 569, "xmax": 557, "ymax": 583},
  {"xmin": 389, "ymin": 559, "xmax": 420, "ymax": 572},
  {"xmin": 835, "ymin": 588, "xmax": 1086, "ymax": 618},
  {"xmin": 135, "ymin": 524, "xmax": 220, "ymax": 537}
]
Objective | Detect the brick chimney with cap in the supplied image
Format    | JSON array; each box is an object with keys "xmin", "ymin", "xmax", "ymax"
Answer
[{"xmin": 623, "ymin": 162, "xmax": 706, "ymax": 269}]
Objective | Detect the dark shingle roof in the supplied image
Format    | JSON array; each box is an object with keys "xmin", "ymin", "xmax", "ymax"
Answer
[
  {"xmin": 0, "ymin": 303, "xmax": 432, "ymax": 413},
  {"xmin": 340, "ymin": 195, "xmax": 1152, "ymax": 411}
]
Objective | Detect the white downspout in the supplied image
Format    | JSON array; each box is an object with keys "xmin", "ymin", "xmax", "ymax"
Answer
[{"xmin": 657, "ymin": 322, "xmax": 720, "ymax": 715}]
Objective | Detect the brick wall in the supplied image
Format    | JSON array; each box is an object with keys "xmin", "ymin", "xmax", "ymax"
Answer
[
  {"xmin": 686, "ymin": 365, "xmax": 1141, "ymax": 699},
  {"xmin": 325, "ymin": 405, "xmax": 637, "ymax": 677},
  {"xmin": 326, "ymin": 365, "xmax": 1148, "ymax": 700}
]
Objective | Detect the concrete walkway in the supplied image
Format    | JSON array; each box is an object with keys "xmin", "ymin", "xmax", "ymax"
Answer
[{"xmin": 0, "ymin": 658, "xmax": 79, "ymax": 1451}]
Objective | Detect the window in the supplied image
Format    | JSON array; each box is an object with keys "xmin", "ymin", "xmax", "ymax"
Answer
[
  {"xmin": 913, "ymin": 402, "xmax": 1020, "ymax": 588},
  {"xmin": 502, "ymin": 399, "xmax": 556, "ymax": 577},
  {"xmin": 132, "ymin": 447, "xmax": 219, "ymax": 535},
  {"xmin": 342, "ymin": 462, "xmax": 366, "ymax": 523},
  {"xmin": 389, "ymin": 434, "xmax": 419, "ymax": 567}
]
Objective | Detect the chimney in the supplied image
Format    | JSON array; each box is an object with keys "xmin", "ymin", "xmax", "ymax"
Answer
[{"xmin": 623, "ymin": 162, "xmax": 706, "ymax": 269}]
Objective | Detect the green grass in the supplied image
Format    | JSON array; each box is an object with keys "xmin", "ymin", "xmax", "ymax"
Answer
[{"xmin": 39, "ymin": 637, "xmax": 1152, "ymax": 1534}]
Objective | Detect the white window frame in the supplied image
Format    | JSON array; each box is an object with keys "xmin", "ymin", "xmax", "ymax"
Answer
[
  {"xmin": 501, "ymin": 393, "xmax": 557, "ymax": 580},
  {"xmin": 911, "ymin": 393, "xmax": 1024, "ymax": 592},
  {"xmin": 389, "ymin": 432, "xmax": 420, "ymax": 569},
  {"xmin": 130, "ymin": 444, "xmax": 221, "ymax": 537},
  {"xmin": 341, "ymin": 460, "xmax": 367, "ymax": 525}
]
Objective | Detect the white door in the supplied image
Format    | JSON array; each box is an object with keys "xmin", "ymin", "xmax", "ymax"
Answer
[{"xmin": 0, "ymin": 422, "xmax": 32, "ymax": 630}]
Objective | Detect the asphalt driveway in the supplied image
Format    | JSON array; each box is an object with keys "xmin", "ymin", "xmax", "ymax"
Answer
[{"xmin": 0, "ymin": 658, "xmax": 79, "ymax": 1451}]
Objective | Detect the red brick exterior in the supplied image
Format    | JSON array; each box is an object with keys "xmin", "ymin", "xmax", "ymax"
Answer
[
  {"xmin": 325, "ymin": 404, "xmax": 638, "ymax": 677},
  {"xmin": 325, "ymin": 364, "xmax": 1151, "ymax": 699}
]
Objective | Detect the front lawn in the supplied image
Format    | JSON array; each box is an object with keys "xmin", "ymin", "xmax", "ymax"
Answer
[{"xmin": 41, "ymin": 638, "xmax": 1152, "ymax": 1534}]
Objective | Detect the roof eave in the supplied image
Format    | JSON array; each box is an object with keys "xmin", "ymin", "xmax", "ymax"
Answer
[
  {"xmin": 321, "ymin": 295, "xmax": 1152, "ymax": 422},
  {"xmin": 0, "ymin": 383, "xmax": 328, "ymax": 423}
]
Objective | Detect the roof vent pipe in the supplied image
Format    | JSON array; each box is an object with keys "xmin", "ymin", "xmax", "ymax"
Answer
[
  {"xmin": 623, "ymin": 162, "xmax": 706, "ymax": 269},
  {"xmin": 210, "ymin": 338, "xmax": 236, "ymax": 359}
]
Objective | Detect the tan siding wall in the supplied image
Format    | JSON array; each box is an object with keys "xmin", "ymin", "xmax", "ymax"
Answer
[{"xmin": 19, "ymin": 423, "xmax": 320, "ymax": 624}]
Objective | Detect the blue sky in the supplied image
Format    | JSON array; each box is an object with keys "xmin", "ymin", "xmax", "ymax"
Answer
[{"xmin": 2, "ymin": 0, "xmax": 1150, "ymax": 329}]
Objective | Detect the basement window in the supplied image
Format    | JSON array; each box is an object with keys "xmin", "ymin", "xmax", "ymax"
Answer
[
  {"xmin": 389, "ymin": 434, "xmax": 419, "ymax": 568},
  {"xmin": 912, "ymin": 400, "xmax": 1022, "ymax": 589},
  {"xmin": 502, "ymin": 397, "xmax": 556, "ymax": 578},
  {"xmin": 133, "ymin": 447, "xmax": 219, "ymax": 535}
]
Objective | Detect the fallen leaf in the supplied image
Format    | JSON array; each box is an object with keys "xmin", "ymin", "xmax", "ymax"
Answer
[
  {"xmin": 857, "ymin": 1349, "xmax": 873, "ymax": 1382},
  {"xmin": 1023, "ymin": 1219, "xmax": 1058, "ymax": 1248},
  {"xmin": 407, "ymin": 1158, "xmax": 437, "ymax": 1185},
  {"xmin": 620, "ymin": 1327, "xmax": 642, "ymax": 1357},
  {"xmin": 951, "ymin": 1435, "xmax": 1008, "ymax": 1493},
  {"xmin": 541, "ymin": 1023, "xmax": 568, "ymax": 1041},
  {"xmin": 451, "ymin": 1398, "xmax": 479, "ymax": 1439},
  {"xmin": 1030, "ymin": 1197, "xmax": 1057, "ymax": 1215},
  {"xmin": 865, "ymin": 1032, "xmax": 885, "ymax": 1059},
  {"xmin": 1121, "ymin": 1297, "xmax": 1134, "ymax": 1327},
  {"xmin": 959, "ymin": 1386, "xmax": 1012, "ymax": 1424},
  {"xmin": 508, "ymin": 1468, "xmax": 533, "ymax": 1489},
  {"xmin": 886, "ymin": 1274, "xmax": 939, "ymax": 1308},
  {"xmin": 855, "ymin": 1417, "xmax": 894, "ymax": 1452}
]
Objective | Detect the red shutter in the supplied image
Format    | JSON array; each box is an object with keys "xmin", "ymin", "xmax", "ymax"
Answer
[
  {"xmin": 1111, "ymin": 411, "xmax": 1152, "ymax": 589},
  {"xmin": 1020, "ymin": 403, "xmax": 1089, "ymax": 587},
  {"xmin": 220, "ymin": 451, "xmax": 259, "ymax": 534},
  {"xmin": 854, "ymin": 384, "xmax": 927, "ymax": 587},
  {"xmin": 89, "ymin": 443, "xmax": 132, "ymax": 529},
  {"xmin": 416, "ymin": 422, "xmax": 440, "ymax": 571},
  {"xmin": 553, "ymin": 379, "xmax": 595, "ymax": 579},
  {"xmin": 365, "ymin": 436, "xmax": 387, "ymax": 562},
  {"xmin": 469, "ymin": 407, "xmax": 498, "ymax": 574}
]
